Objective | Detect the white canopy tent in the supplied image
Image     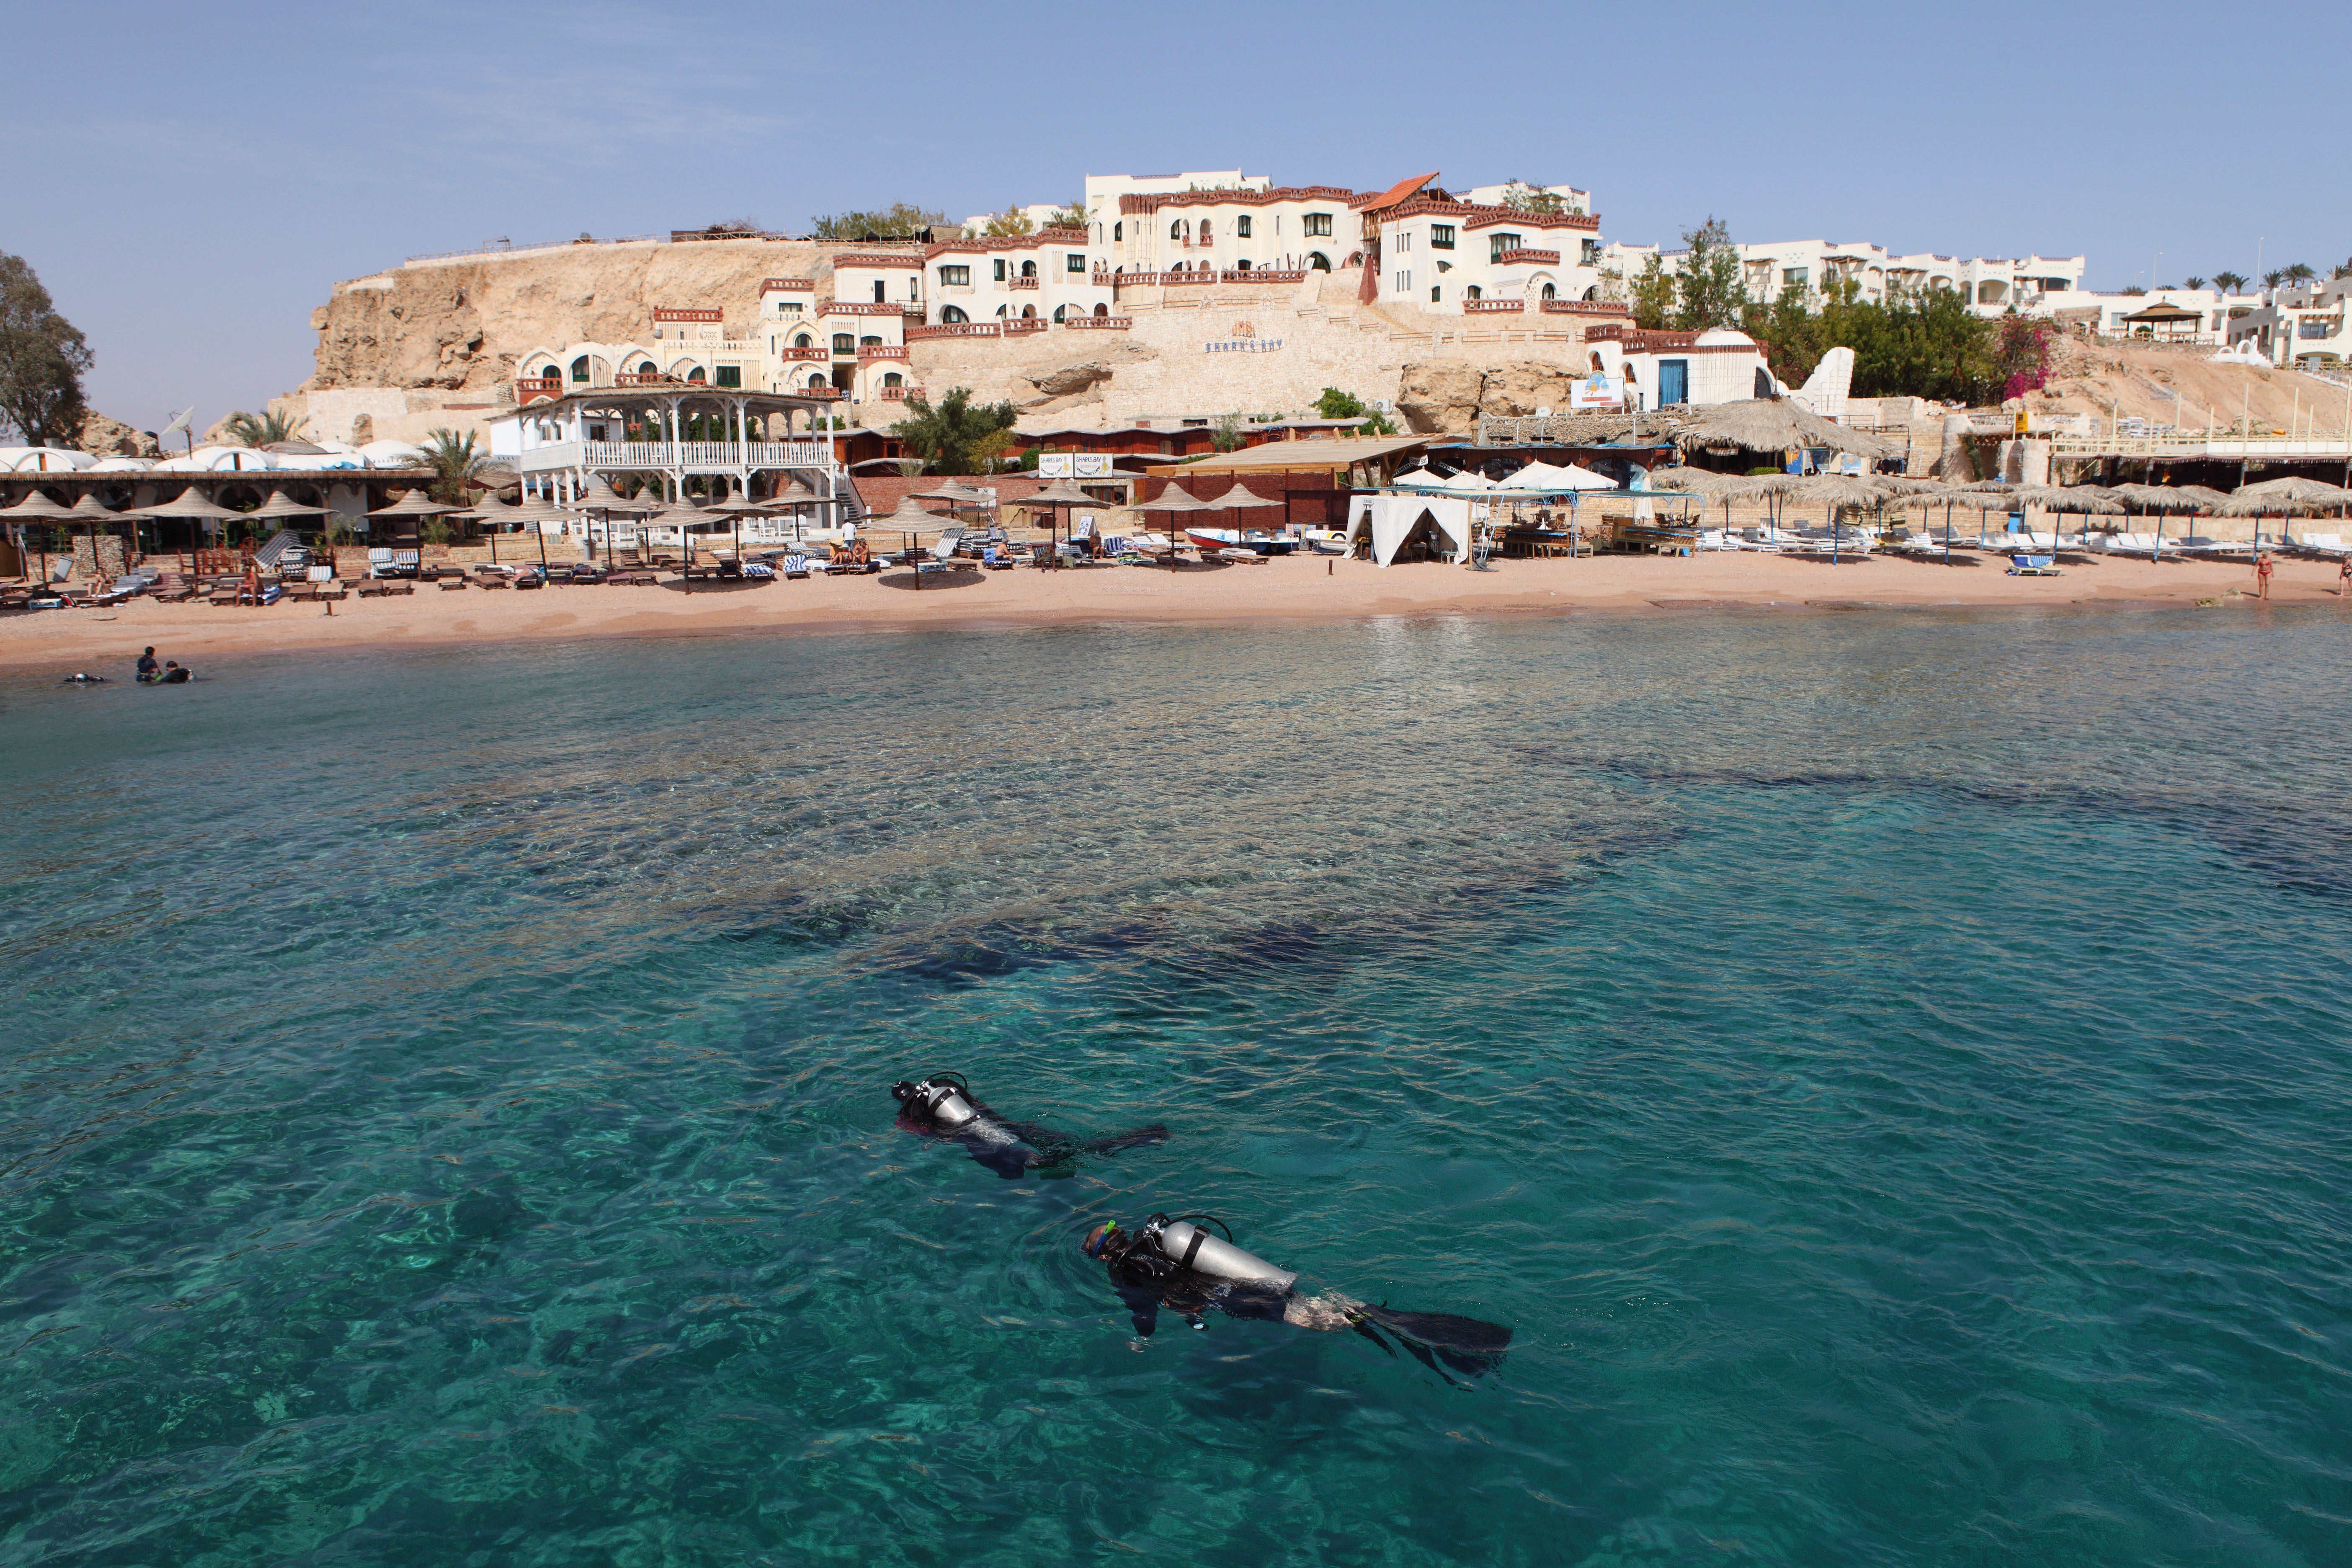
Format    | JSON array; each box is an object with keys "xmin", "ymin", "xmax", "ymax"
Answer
[
  {"xmin": 1494, "ymin": 460, "xmax": 1613, "ymax": 494},
  {"xmin": 1344, "ymin": 493, "xmax": 1476, "ymax": 567}
]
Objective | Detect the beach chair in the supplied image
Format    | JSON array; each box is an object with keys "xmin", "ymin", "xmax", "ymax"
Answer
[
  {"xmin": 781, "ymin": 554, "xmax": 811, "ymax": 579},
  {"xmin": 2007, "ymin": 554, "xmax": 2061, "ymax": 576},
  {"xmin": 438, "ymin": 574, "xmax": 469, "ymax": 590}
]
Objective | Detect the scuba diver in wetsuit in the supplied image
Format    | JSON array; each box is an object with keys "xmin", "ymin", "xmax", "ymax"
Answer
[
  {"xmin": 891, "ymin": 1073, "xmax": 1169, "ymax": 1179},
  {"xmin": 1081, "ymin": 1212, "xmax": 1513, "ymax": 1381}
]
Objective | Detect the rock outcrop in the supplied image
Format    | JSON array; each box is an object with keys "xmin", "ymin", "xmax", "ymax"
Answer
[
  {"xmin": 1395, "ymin": 359, "xmax": 1585, "ymax": 434},
  {"xmin": 74, "ymin": 410, "xmax": 159, "ymax": 458}
]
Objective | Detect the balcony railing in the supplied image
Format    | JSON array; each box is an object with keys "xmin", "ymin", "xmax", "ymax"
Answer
[
  {"xmin": 1009, "ymin": 275, "xmax": 1040, "ymax": 289},
  {"xmin": 1541, "ymin": 299, "xmax": 1630, "ymax": 315},
  {"xmin": 1462, "ymin": 298, "xmax": 1525, "ymax": 313},
  {"xmin": 859, "ymin": 344, "xmax": 910, "ymax": 360},
  {"xmin": 1494, "ymin": 248, "xmax": 1561, "ymax": 267},
  {"xmin": 878, "ymin": 386, "xmax": 926, "ymax": 402},
  {"xmin": 572, "ymin": 439, "xmax": 839, "ymax": 470},
  {"xmin": 1004, "ymin": 317, "xmax": 1048, "ymax": 335},
  {"xmin": 819, "ymin": 301, "xmax": 905, "ymax": 317},
  {"xmin": 613, "ymin": 372, "xmax": 674, "ymax": 386},
  {"xmin": 761, "ymin": 277, "xmax": 814, "ymax": 292},
  {"xmin": 1063, "ymin": 316, "xmax": 1132, "ymax": 330},
  {"xmin": 779, "ymin": 346, "xmax": 829, "ymax": 362},
  {"xmin": 906, "ymin": 321, "xmax": 1003, "ymax": 341},
  {"xmin": 517, "ymin": 378, "xmax": 564, "ymax": 404}
]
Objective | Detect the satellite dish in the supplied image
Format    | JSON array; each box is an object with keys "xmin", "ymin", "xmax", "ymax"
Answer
[
  {"xmin": 1533, "ymin": 406, "xmax": 1553, "ymax": 418},
  {"xmin": 161, "ymin": 406, "xmax": 195, "ymax": 436}
]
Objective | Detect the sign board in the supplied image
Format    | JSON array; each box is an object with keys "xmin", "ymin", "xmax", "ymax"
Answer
[
  {"xmin": 1038, "ymin": 454, "xmax": 1114, "ymax": 479},
  {"xmin": 1568, "ymin": 374, "xmax": 1624, "ymax": 410}
]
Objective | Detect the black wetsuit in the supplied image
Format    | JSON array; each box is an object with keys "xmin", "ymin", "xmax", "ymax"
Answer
[
  {"xmin": 1088, "ymin": 1227, "xmax": 1514, "ymax": 1380},
  {"xmin": 893, "ymin": 1083, "xmax": 1166, "ymax": 1180},
  {"xmin": 136, "ymin": 653, "xmax": 159, "ymax": 682},
  {"xmin": 1096, "ymin": 1238, "xmax": 1289, "ymax": 1336}
]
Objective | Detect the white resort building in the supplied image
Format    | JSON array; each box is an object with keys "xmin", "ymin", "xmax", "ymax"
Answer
[{"xmin": 1604, "ymin": 238, "xmax": 2087, "ymax": 316}]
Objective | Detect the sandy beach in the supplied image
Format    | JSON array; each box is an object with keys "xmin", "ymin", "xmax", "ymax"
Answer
[{"xmin": 4, "ymin": 550, "xmax": 2342, "ymax": 676}]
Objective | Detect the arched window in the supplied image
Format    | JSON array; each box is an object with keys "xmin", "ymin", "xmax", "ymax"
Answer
[
  {"xmin": 831, "ymin": 333, "xmax": 854, "ymax": 354},
  {"xmin": 1022, "ymin": 304, "xmax": 1036, "ymax": 319},
  {"xmin": 1235, "ymin": 258, "xmax": 1250, "ymax": 272},
  {"xmin": 941, "ymin": 305, "xmax": 968, "ymax": 324},
  {"xmin": 570, "ymin": 355, "xmax": 590, "ymax": 383},
  {"xmin": 637, "ymin": 360, "xmax": 656, "ymax": 375},
  {"xmin": 883, "ymin": 372, "xmax": 903, "ymax": 388},
  {"xmin": 1199, "ymin": 219, "xmax": 1212, "ymax": 242},
  {"xmin": 996, "ymin": 304, "xmax": 1008, "ymax": 317},
  {"xmin": 1308, "ymin": 253, "xmax": 1330, "ymax": 271},
  {"xmin": 1466, "ymin": 286, "xmax": 1483, "ymax": 301},
  {"xmin": 1021, "ymin": 259, "xmax": 1036, "ymax": 278},
  {"xmin": 793, "ymin": 332, "xmax": 811, "ymax": 348},
  {"xmin": 687, "ymin": 366, "xmax": 706, "ymax": 383},
  {"xmin": 860, "ymin": 335, "xmax": 881, "ymax": 348},
  {"xmin": 1093, "ymin": 303, "xmax": 1109, "ymax": 318},
  {"xmin": 1540, "ymin": 283, "xmax": 1556, "ymax": 301},
  {"xmin": 808, "ymin": 372, "xmax": 828, "ymax": 389},
  {"xmin": 1582, "ymin": 285, "xmax": 1599, "ymax": 301},
  {"xmin": 1113, "ymin": 220, "xmax": 1122, "ymax": 241},
  {"xmin": 1171, "ymin": 219, "xmax": 1186, "ymax": 241},
  {"xmin": 1052, "ymin": 305, "xmax": 1067, "ymax": 323}
]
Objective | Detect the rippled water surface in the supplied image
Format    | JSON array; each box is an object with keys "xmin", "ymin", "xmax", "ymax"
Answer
[{"xmin": 4, "ymin": 609, "xmax": 2350, "ymax": 1566}]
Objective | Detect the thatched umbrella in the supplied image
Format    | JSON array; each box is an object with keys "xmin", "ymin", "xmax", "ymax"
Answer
[
  {"xmin": 875, "ymin": 493, "xmax": 948, "ymax": 586},
  {"xmin": 458, "ymin": 493, "xmax": 523, "ymax": 564},
  {"xmin": 1020, "ymin": 478, "xmax": 1097, "ymax": 563},
  {"xmin": 704, "ymin": 490, "xmax": 772, "ymax": 560},
  {"xmin": 1130, "ymin": 481, "xmax": 1212, "ymax": 562},
  {"xmin": 1781, "ymin": 472, "xmax": 1890, "ymax": 562},
  {"xmin": 132, "ymin": 486, "xmax": 250, "ymax": 565},
  {"xmin": 505, "ymin": 493, "xmax": 576, "ymax": 571},
  {"xmin": 770, "ymin": 477, "xmax": 821, "ymax": 542},
  {"xmin": 574, "ymin": 476, "xmax": 652, "ymax": 569},
  {"xmin": 1215, "ymin": 480, "xmax": 1283, "ymax": 535},
  {"xmin": 369, "ymin": 488, "xmax": 460, "ymax": 576},
  {"xmin": 2216, "ymin": 476, "xmax": 2352, "ymax": 549},
  {"xmin": 63, "ymin": 493, "xmax": 123, "ymax": 578},
  {"xmin": 1671, "ymin": 398, "xmax": 1897, "ymax": 462},
  {"xmin": 5, "ymin": 487, "xmax": 77, "ymax": 582}
]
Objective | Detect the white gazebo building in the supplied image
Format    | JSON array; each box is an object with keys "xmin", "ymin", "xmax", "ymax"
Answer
[{"xmin": 488, "ymin": 387, "xmax": 851, "ymax": 547}]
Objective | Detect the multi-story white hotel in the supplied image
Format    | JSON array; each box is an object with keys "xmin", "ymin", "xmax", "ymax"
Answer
[{"xmin": 1604, "ymin": 238, "xmax": 2086, "ymax": 316}]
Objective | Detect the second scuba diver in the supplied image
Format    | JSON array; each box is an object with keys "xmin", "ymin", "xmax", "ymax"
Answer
[
  {"xmin": 892, "ymin": 1073, "xmax": 1169, "ymax": 1179},
  {"xmin": 1081, "ymin": 1212, "xmax": 1514, "ymax": 1381}
]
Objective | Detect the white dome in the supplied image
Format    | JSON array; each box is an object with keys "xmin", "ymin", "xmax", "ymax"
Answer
[
  {"xmin": 0, "ymin": 446, "xmax": 97, "ymax": 472},
  {"xmin": 1694, "ymin": 328, "xmax": 1754, "ymax": 348}
]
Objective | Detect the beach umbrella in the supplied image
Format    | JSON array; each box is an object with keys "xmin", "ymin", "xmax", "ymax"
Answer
[
  {"xmin": 704, "ymin": 490, "xmax": 773, "ymax": 560},
  {"xmin": 460, "ymin": 494, "xmax": 523, "ymax": 563},
  {"xmin": 572, "ymin": 477, "xmax": 651, "ymax": 569},
  {"xmin": 877, "ymin": 493, "xmax": 948, "ymax": 586},
  {"xmin": 1130, "ymin": 480, "xmax": 1213, "ymax": 562},
  {"xmin": 1215, "ymin": 481, "xmax": 1282, "ymax": 536},
  {"xmin": 1021, "ymin": 477, "xmax": 1097, "ymax": 565},
  {"xmin": 369, "ymin": 487, "xmax": 462, "ymax": 575},
  {"xmin": 506, "ymin": 493, "xmax": 575, "ymax": 570},
  {"xmin": 131, "ymin": 485, "xmax": 250, "ymax": 561},
  {"xmin": 5, "ymin": 487, "xmax": 77, "ymax": 582},
  {"xmin": 769, "ymin": 477, "xmax": 821, "ymax": 542},
  {"xmin": 1670, "ymin": 397, "xmax": 1899, "ymax": 462}
]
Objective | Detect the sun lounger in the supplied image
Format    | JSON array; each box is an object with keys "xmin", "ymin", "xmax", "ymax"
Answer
[
  {"xmin": 438, "ymin": 575, "xmax": 469, "ymax": 590},
  {"xmin": 781, "ymin": 554, "xmax": 811, "ymax": 579},
  {"xmin": 2007, "ymin": 554, "xmax": 2061, "ymax": 576}
]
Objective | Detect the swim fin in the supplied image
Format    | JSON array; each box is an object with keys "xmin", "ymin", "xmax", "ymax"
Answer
[{"xmin": 1351, "ymin": 1305, "xmax": 1513, "ymax": 1380}]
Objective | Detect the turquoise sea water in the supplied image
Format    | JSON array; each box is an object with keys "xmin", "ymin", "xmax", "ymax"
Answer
[{"xmin": 3, "ymin": 608, "xmax": 2349, "ymax": 1566}]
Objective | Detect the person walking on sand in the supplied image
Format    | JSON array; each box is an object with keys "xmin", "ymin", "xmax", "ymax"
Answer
[{"xmin": 2254, "ymin": 550, "xmax": 2275, "ymax": 601}]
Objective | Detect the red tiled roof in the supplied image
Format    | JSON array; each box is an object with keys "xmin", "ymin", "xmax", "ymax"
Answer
[{"xmin": 1359, "ymin": 172, "xmax": 1439, "ymax": 212}]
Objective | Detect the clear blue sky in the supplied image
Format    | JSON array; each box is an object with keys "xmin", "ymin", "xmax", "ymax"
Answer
[{"xmin": 6, "ymin": 0, "xmax": 2346, "ymax": 435}]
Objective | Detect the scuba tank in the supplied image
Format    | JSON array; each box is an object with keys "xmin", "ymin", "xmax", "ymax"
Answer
[
  {"xmin": 891, "ymin": 1074, "xmax": 980, "ymax": 1130},
  {"xmin": 1141, "ymin": 1213, "xmax": 1296, "ymax": 1290}
]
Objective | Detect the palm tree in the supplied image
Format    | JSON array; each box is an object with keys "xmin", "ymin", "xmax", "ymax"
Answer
[
  {"xmin": 2183, "ymin": 276, "xmax": 2207, "ymax": 291},
  {"xmin": 222, "ymin": 409, "xmax": 308, "ymax": 446},
  {"xmin": 414, "ymin": 426, "xmax": 490, "ymax": 505},
  {"xmin": 2284, "ymin": 262, "xmax": 2317, "ymax": 283},
  {"xmin": 2213, "ymin": 270, "xmax": 2248, "ymax": 294},
  {"xmin": 2262, "ymin": 269, "xmax": 2285, "ymax": 290}
]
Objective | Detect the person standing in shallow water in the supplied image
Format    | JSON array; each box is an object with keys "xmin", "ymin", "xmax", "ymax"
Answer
[{"xmin": 2254, "ymin": 551, "xmax": 2275, "ymax": 601}]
